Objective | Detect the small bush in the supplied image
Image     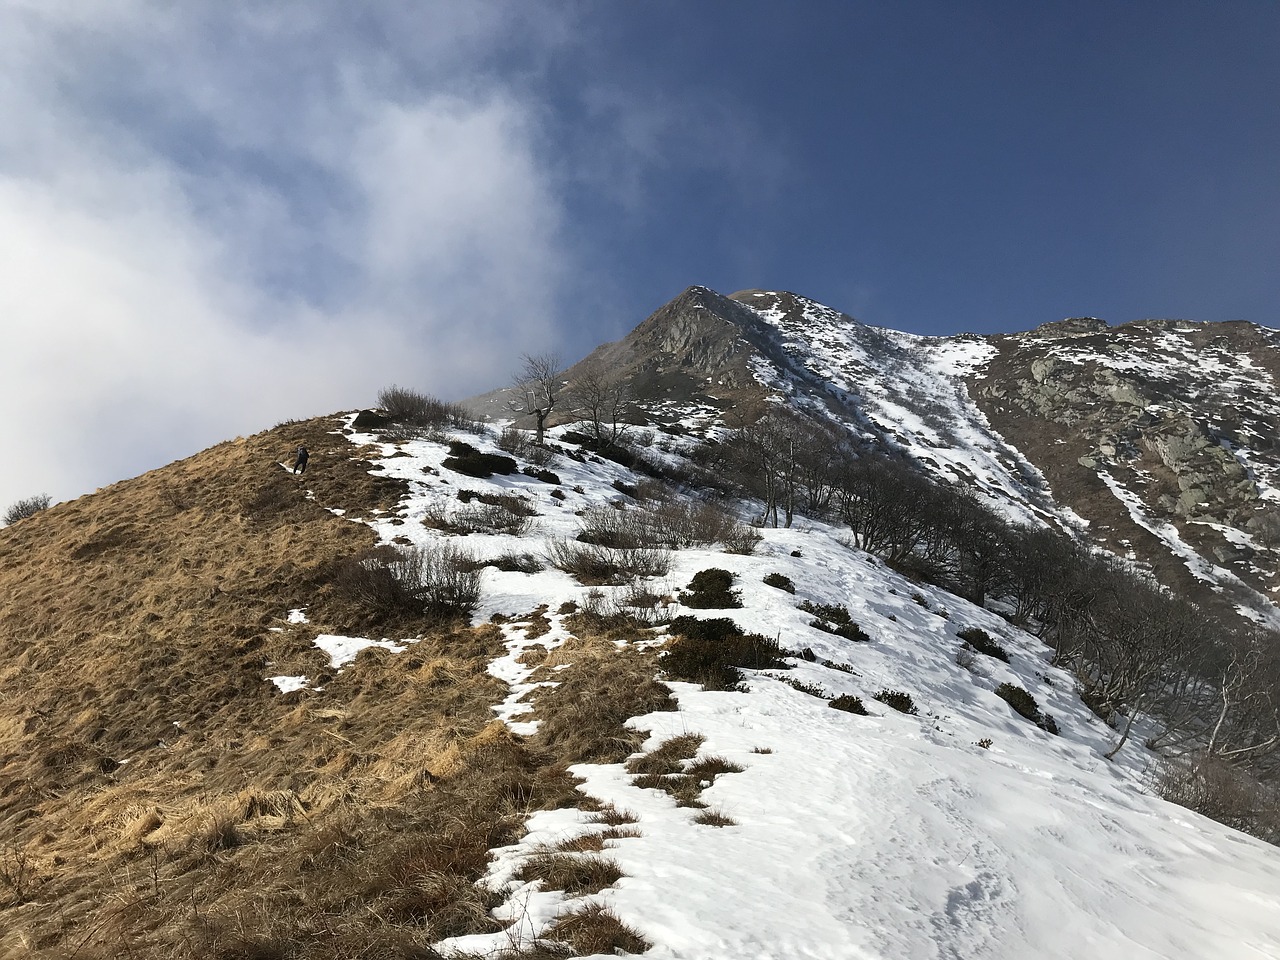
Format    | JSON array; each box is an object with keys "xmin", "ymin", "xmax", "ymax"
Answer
[
  {"xmin": 662, "ymin": 616, "xmax": 787, "ymax": 690},
  {"xmin": 873, "ymin": 689, "xmax": 918, "ymax": 715},
  {"xmin": 681, "ymin": 568, "xmax": 742, "ymax": 609},
  {"xmin": 331, "ymin": 542, "xmax": 481, "ymax": 624},
  {"xmin": 4, "ymin": 494, "xmax": 51, "ymax": 525},
  {"xmin": 242, "ymin": 481, "xmax": 295, "ymax": 519},
  {"xmin": 484, "ymin": 552, "xmax": 544, "ymax": 573},
  {"xmin": 994, "ymin": 682, "xmax": 1059, "ymax": 735},
  {"xmin": 377, "ymin": 385, "xmax": 480, "ymax": 433},
  {"xmin": 763, "ymin": 572, "xmax": 796, "ymax": 593},
  {"xmin": 829, "ymin": 695, "xmax": 868, "ymax": 715},
  {"xmin": 1155, "ymin": 755, "xmax": 1280, "ymax": 843},
  {"xmin": 441, "ymin": 440, "xmax": 518, "ymax": 478},
  {"xmin": 614, "ymin": 580, "xmax": 677, "ymax": 626},
  {"xmin": 781, "ymin": 677, "xmax": 828, "ymax": 698},
  {"xmin": 451, "ymin": 490, "xmax": 536, "ymax": 534},
  {"xmin": 722, "ymin": 525, "xmax": 763, "ymax": 555},
  {"xmin": 577, "ymin": 504, "xmax": 663, "ymax": 549},
  {"xmin": 496, "ymin": 424, "xmax": 532, "ymax": 456},
  {"xmin": 544, "ymin": 536, "xmax": 671, "ymax": 585},
  {"xmin": 378, "ymin": 384, "xmax": 445, "ymax": 422},
  {"xmin": 958, "ymin": 627, "xmax": 1010, "ymax": 663},
  {"xmin": 646, "ymin": 498, "xmax": 755, "ymax": 551},
  {"xmin": 799, "ymin": 599, "xmax": 871, "ymax": 642},
  {"xmin": 0, "ymin": 842, "xmax": 36, "ymax": 905},
  {"xmin": 994, "ymin": 682, "xmax": 1040, "ymax": 721},
  {"xmin": 523, "ymin": 466, "xmax": 561, "ymax": 484}
]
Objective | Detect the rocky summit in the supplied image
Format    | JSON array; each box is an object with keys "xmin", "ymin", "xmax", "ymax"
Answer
[{"xmin": 553, "ymin": 286, "xmax": 1280, "ymax": 628}]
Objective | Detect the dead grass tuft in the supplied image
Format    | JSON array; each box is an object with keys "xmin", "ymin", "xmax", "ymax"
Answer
[
  {"xmin": 529, "ymin": 636, "xmax": 675, "ymax": 764},
  {"xmin": 624, "ymin": 734, "xmax": 705, "ymax": 776},
  {"xmin": 516, "ymin": 853, "xmax": 624, "ymax": 896},
  {"xmin": 693, "ymin": 808, "xmax": 737, "ymax": 828},
  {"xmin": 587, "ymin": 804, "xmax": 640, "ymax": 826},
  {"xmin": 543, "ymin": 902, "xmax": 652, "ymax": 955}
]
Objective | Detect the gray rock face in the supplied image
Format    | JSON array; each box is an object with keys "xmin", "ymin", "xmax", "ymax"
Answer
[{"xmin": 467, "ymin": 285, "xmax": 1280, "ymax": 624}]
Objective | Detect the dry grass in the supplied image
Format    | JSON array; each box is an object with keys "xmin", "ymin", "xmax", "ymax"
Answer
[
  {"xmin": 514, "ymin": 854, "xmax": 623, "ymax": 896},
  {"xmin": 692, "ymin": 808, "xmax": 738, "ymax": 828},
  {"xmin": 624, "ymin": 737, "xmax": 744, "ymax": 811},
  {"xmin": 587, "ymin": 805, "xmax": 640, "ymax": 827},
  {"xmin": 542, "ymin": 903, "xmax": 651, "ymax": 955},
  {"xmin": 0, "ymin": 416, "xmax": 592, "ymax": 958},
  {"xmin": 624, "ymin": 734, "xmax": 705, "ymax": 776},
  {"xmin": 0, "ymin": 413, "xmax": 685, "ymax": 957},
  {"xmin": 528, "ymin": 635, "xmax": 675, "ymax": 764}
]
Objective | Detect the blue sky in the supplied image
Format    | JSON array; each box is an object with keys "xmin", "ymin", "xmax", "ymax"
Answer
[{"xmin": 1, "ymin": 1, "xmax": 1277, "ymax": 510}]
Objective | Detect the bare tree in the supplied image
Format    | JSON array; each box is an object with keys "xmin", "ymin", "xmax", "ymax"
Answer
[
  {"xmin": 569, "ymin": 363, "xmax": 635, "ymax": 447},
  {"xmin": 510, "ymin": 352, "xmax": 563, "ymax": 445},
  {"xmin": 725, "ymin": 407, "xmax": 799, "ymax": 527},
  {"xmin": 1202, "ymin": 630, "xmax": 1280, "ymax": 771}
]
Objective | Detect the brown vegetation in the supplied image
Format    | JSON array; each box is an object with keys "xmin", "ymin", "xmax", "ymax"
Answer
[{"xmin": 0, "ymin": 415, "xmax": 640, "ymax": 957}]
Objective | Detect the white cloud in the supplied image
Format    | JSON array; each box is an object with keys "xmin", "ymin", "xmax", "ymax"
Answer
[{"xmin": 0, "ymin": 3, "xmax": 578, "ymax": 510}]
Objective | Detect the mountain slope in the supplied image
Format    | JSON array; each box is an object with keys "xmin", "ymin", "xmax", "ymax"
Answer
[
  {"xmin": 552, "ymin": 285, "xmax": 1280, "ymax": 627},
  {"xmin": 4, "ymin": 285, "xmax": 1280, "ymax": 957}
]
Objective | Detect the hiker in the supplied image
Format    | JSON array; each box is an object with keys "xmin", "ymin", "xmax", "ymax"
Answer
[{"xmin": 293, "ymin": 445, "xmax": 309, "ymax": 474}]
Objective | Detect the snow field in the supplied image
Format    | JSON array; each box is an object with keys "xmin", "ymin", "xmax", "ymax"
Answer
[{"xmin": 301, "ymin": 416, "xmax": 1280, "ymax": 959}]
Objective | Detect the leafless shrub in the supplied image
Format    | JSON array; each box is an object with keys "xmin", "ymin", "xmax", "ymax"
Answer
[
  {"xmin": 332, "ymin": 542, "xmax": 481, "ymax": 622},
  {"xmin": 378, "ymin": 385, "xmax": 450, "ymax": 425},
  {"xmin": 159, "ymin": 484, "xmax": 193, "ymax": 511},
  {"xmin": 242, "ymin": 480, "xmax": 296, "ymax": 518},
  {"xmin": 455, "ymin": 502, "xmax": 534, "ymax": 536},
  {"xmin": 377, "ymin": 385, "xmax": 483, "ymax": 436},
  {"xmin": 615, "ymin": 579, "xmax": 677, "ymax": 625},
  {"xmin": 577, "ymin": 504, "xmax": 659, "ymax": 549},
  {"xmin": 483, "ymin": 552, "xmax": 545, "ymax": 573},
  {"xmin": 722, "ymin": 524, "xmax": 763, "ymax": 555},
  {"xmin": 4, "ymin": 493, "xmax": 51, "ymax": 525},
  {"xmin": 543, "ymin": 536, "xmax": 670, "ymax": 585},
  {"xmin": 496, "ymin": 425, "xmax": 533, "ymax": 457},
  {"xmin": 1249, "ymin": 508, "xmax": 1280, "ymax": 549},
  {"xmin": 422, "ymin": 492, "xmax": 536, "ymax": 535},
  {"xmin": 650, "ymin": 499, "xmax": 738, "ymax": 546}
]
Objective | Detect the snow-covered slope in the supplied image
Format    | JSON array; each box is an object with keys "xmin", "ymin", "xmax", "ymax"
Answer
[
  {"xmin": 732, "ymin": 289, "xmax": 1063, "ymax": 530},
  {"xmin": 294, "ymin": 416, "xmax": 1280, "ymax": 959},
  {"xmin": 678, "ymin": 288, "xmax": 1280, "ymax": 627}
]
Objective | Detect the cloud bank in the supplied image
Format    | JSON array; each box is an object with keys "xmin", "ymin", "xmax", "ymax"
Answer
[{"xmin": 0, "ymin": 2, "xmax": 579, "ymax": 509}]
